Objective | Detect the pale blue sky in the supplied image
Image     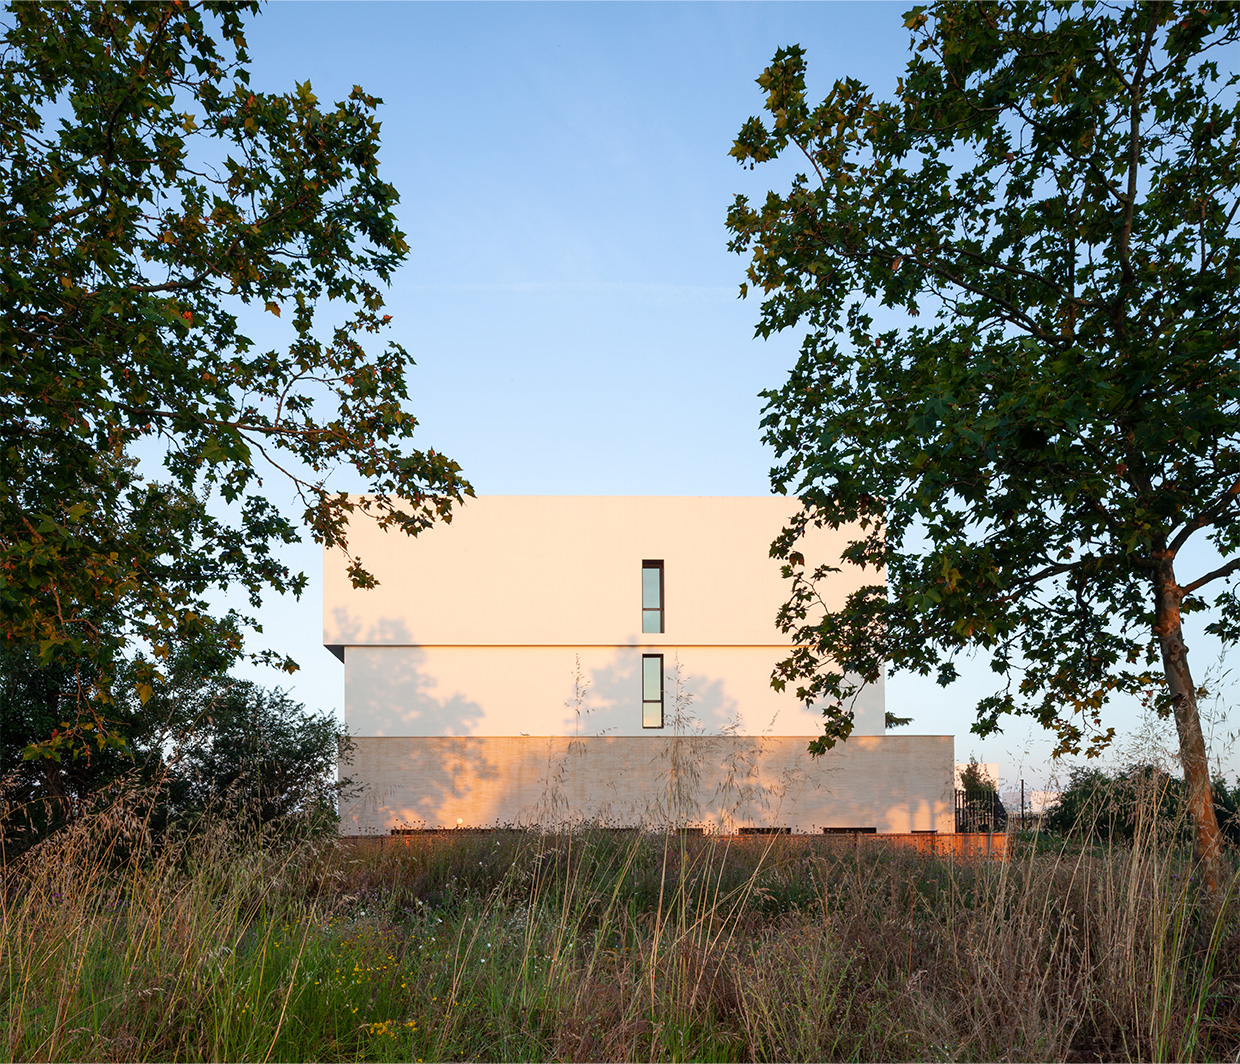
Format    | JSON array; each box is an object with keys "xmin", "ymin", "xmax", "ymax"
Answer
[{"xmin": 220, "ymin": 1, "xmax": 1236, "ymax": 793}]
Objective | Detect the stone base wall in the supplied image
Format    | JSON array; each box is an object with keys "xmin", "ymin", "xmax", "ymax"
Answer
[{"xmin": 340, "ymin": 734, "xmax": 955, "ymax": 835}]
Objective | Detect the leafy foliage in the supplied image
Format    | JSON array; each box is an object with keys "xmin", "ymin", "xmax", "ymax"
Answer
[
  {"xmin": 0, "ymin": 639, "xmax": 350, "ymax": 854},
  {"xmin": 958, "ymin": 756, "xmax": 997, "ymax": 794},
  {"xmin": 0, "ymin": 642, "xmax": 135, "ymax": 848},
  {"xmin": 0, "ymin": 3, "xmax": 469, "ymax": 761},
  {"xmin": 1044, "ymin": 763, "xmax": 1240, "ymax": 846},
  {"xmin": 727, "ymin": 1, "xmax": 1239, "ymax": 881},
  {"xmin": 175, "ymin": 680, "xmax": 354, "ymax": 830}
]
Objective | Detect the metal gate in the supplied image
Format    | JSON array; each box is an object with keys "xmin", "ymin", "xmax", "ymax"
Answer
[{"xmin": 955, "ymin": 787, "xmax": 1008, "ymax": 833}]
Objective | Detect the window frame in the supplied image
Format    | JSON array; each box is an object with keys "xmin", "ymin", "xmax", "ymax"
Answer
[
  {"xmin": 641, "ymin": 559, "xmax": 664, "ymax": 634},
  {"xmin": 641, "ymin": 652, "xmax": 664, "ymax": 729}
]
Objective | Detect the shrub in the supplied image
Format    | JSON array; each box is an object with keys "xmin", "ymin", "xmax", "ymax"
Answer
[
  {"xmin": 172, "ymin": 681, "xmax": 355, "ymax": 833},
  {"xmin": 1043, "ymin": 763, "xmax": 1240, "ymax": 844}
]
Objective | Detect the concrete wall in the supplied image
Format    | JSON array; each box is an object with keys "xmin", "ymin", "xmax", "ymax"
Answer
[
  {"xmin": 341, "ymin": 734, "xmax": 955, "ymax": 835},
  {"xmin": 343, "ymin": 645, "xmax": 886, "ymax": 738},
  {"xmin": 323, "ymin": 496, "xmax": 881, "ymax": 649},
  {"xmin": 326, "ymin": 496, "xmax": 932, "ymax": 834},
  {"xmin": 326, "ymin": 495, "xmax": 887, "ymax": 738}
]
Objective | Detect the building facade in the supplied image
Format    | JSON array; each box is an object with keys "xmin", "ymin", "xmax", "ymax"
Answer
[{"xmin": 324, "ymin": 496, "xmax": 954, "ymax": 834}]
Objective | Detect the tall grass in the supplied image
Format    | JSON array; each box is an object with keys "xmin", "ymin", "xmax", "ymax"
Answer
[{"xmin": 3, "ymin": 784, "xmax": 1239, "ymax": 1061}]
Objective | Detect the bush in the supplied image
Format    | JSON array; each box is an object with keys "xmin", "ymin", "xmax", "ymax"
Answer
[
  {"xmin": 1043, "ymin": 763, "xmax": 1240, "ymax": 844},
  {"xmin": 1, "ymin": 647, "xmax": 351, "ymax": 855},
  {"xmin": 173, "ymin": 681, "xmax": 355, "ymax": 832}
]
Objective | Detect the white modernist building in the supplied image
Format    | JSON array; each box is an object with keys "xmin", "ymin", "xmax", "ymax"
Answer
[{"xmin": 324, "ymin": 496, "xmax": 955, "ymax": 834}]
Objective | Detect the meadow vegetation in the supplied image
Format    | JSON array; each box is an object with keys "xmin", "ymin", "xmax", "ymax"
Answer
[{"xmin": 4, "ymin": 780, "xmax": 1240, "ymax": 1063}]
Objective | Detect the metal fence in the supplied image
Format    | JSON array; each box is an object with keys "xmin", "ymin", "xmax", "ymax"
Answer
[{"xmin": 955, "ymin": 787, "xmax": 1008, "ymax": 833}]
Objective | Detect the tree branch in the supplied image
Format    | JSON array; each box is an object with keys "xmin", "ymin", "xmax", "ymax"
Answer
[
  {"xmin": 1169, "ymin": 473, "xmax": 1240, "ymax": 555},
  {"xmin": 1183, "ymin": 556, "xmax": 1240, "ymax": 596}
]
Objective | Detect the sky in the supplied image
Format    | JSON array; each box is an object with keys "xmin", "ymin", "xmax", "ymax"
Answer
[{"xmin": 215, "ymin": 1, "xmax": 1237, "ymax": 795}]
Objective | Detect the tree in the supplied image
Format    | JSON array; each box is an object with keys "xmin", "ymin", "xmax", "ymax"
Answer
[
  {"xmin": 0, "ymin": 641, "xmax": 133, "ymax": 848},
  {"xmin": 958, "ymin": 756, "xmax": 996, "ymax": 794},
  {"xmin": 956, "ymin": 755, "xmax": 1006, "ymax": 833},
  {"xmin": 1, "ymin": 641, "xmax": 353, "ymax": 853},
  {"xmin": 0, "ymin": 633, "xmax": 233, "ymax": 853},
  {"xmin": 727, "ymin": 3, "xmax": 1239, "ymax": 890},
  {"xmin": 1043, "ymin": 763, "xmax": 1182, "ymax": 842},
  {"xmin": 173, "ymin": 680, "xmax": 354, "ymax": 831},
  {"xmin": 1, "ymin": 4, "xmax": 470, "ymax": 765}
]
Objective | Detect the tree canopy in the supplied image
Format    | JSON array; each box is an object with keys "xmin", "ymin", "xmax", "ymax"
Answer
[
  {"xmin": 728, "ymin": 2, "xmax": 1239, "ymax": 886},
  {"xmin": 1, "ymin": 3, "xmax": 469, "ymax": 763},
  {"xmin": 0, "ymin": 637, "xmax": 351, "ymax": 854}
]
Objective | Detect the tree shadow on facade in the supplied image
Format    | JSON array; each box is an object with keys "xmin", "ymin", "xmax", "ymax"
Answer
[
  {"xmin": 567, "ymin": 650, "xmax": 829, "ymax": 831},
  {"xmin": 333, "ymin": 612, "xmax": 496, "ymax": 833}
]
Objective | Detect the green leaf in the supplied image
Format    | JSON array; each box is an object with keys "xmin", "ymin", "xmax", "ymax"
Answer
[{"xmin": 732, "ymin": 2, "xmax": 1240, "ymax": 886}]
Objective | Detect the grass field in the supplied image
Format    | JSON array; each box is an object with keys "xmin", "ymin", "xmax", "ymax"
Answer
[{"xmin": 4, "ymin": 796, "xmax": 1240, "ymax": 1062}]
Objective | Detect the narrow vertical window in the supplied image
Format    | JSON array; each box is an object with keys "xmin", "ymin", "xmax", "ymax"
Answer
[
  {"xmin": 642, "ymin": 653, "xmax": 664, "ymax": 728},
  {"xmin": 642, "ymin": 560, "xmax": 664, "ymax": 633}
]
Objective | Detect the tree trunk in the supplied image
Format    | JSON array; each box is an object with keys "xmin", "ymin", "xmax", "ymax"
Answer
[
  {"xmin": 41, "ymin": 756, "xmax": 72, "ymax": 827},
  {"xmin": 1153, "ymin": 555, "xmax": 1222, "ymax": 896}
]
